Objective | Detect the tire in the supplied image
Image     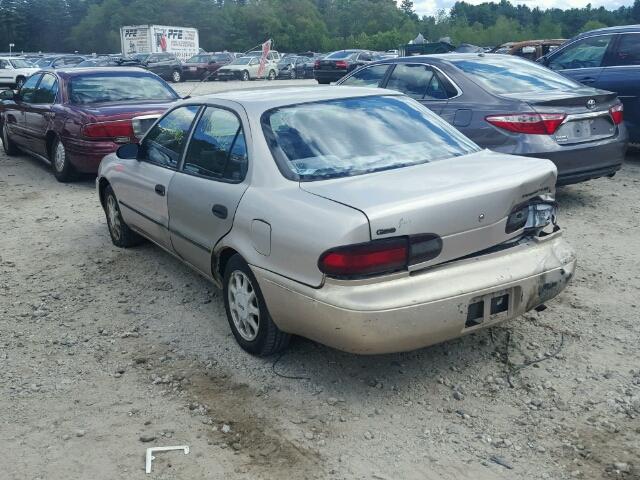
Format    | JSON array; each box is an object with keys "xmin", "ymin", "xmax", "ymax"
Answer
[
  {"xmin": 267, "ymin": 69, "xmax": 276, "ymax": 81},
  {"xmin": 50, "ymin": 137, "xmax": 75, "ymax": 182},
  {"xmin": 290, "ymin": 70, "xmax": 297, "ymax": 79},
  {"xmin": 223, "ymin": 255, "xmax": 291, "ymax": 356},
  {"xmin": 241, "ymin": 70, "xmax": 250, "ymax": 81},
  {"xmin": 15, "ymin": 76, "xmax": 26, "ymax": 89},
  {"xmin": 316, "ymin": 79, "xmax": 331, "ymax": 84},
  {"xmin": 1, "ymin": 121, "xmax": 19, "ymax": 156},
  {"xmin": 171, "ymin": 69, "xmax": 182, "ymax": 83},
  {"xmin": 103, "ymin": 185, "xmax": 143, "ymax": 248}
]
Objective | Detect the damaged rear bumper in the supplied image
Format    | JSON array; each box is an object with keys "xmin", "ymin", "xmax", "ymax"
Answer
[{"xmin": 253, "ymin": 230, "xmax": 576, "ymax": 354}]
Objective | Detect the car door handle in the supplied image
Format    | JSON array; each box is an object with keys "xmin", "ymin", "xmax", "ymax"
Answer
[
  {"xmin": 211, "ymin": 204, "xmax": 227, "ymax": 219},
  {"xmin": 154, "ymin": 184, "xmax": 165, "ymax": 196}
]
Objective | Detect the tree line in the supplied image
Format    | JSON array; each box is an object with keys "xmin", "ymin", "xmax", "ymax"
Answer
[{"xmin": 1, "ymin": 0, "xmax": 639, "ymax": 55}]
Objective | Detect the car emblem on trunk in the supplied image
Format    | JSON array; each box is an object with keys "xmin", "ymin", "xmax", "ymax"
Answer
[{"xmin": 586, "ymin": 99, "xmax": 596, "ymax": 109}]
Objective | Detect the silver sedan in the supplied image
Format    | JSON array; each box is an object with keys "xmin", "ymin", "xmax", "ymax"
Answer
[{"xmin": 97, "ymin": 86, "xmax": 576, "ymax": 355}]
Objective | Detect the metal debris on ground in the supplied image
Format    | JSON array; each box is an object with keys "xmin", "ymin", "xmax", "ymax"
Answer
[{"xmin": 145, "ymin": 445, "xmax": 190, "ymax": 474}]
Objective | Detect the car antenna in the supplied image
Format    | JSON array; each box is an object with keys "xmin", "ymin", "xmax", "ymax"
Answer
[{"xmin": 183, "ymin": 42, "xmax": 268, "ymax": 99}]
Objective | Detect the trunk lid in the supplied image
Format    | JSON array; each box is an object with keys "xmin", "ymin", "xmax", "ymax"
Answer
[
  {"xmin": 499, "ymin": 88, "xmax": 619, "ymax": 145},
  {"xmin": 300, "ymin": 150, "xmax": 557, "ymax": 269}
]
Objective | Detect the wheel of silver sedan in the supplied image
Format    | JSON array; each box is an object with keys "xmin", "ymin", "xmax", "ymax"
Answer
[
  {"xmin": 106, "ymin": 194, "xmax": 122, "ymax": 242},
  {"xmin": 228, "ymin": 271, "xmax": 260, "ymax": 341}
]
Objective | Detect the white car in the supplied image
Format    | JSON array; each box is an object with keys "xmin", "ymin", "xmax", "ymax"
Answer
[
  {"xmin": 215, "ymin": 56, "xmax": 278, "ymax": 81},
  {"xmin": 0, "ymin": 57, "xmax": 39, "ymax": 89}
]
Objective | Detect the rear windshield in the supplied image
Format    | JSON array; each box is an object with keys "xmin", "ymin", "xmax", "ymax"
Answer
[
  {"xmin": 68, "ymin": 74, "xmax": 178, "ymax": 105},
  {"xmin": 326, "ymin": 51, "xmax": 357, "ymax": 60},
  {"xmin": 450, "ymin": 56, "xmax": 582, "ymax": 94},
  {"xmin": 10, "ymin": 59, "xmax": 32, "ymax": 68},
  {"xmin": 262, "ymin": 95, "xmax": 479, "ymax": 181},
  {"xmin": 186, "ymin": 55, "xmax": 211, "ymax": 63}
]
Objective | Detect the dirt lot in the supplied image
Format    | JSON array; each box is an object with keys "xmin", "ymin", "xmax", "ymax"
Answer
[{"xmin": 1, "ymin": 80, "xmax": 639, "ymax": 479}]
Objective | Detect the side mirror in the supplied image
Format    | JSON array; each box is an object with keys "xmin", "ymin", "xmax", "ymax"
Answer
[
  {"xmin": 0, "ymin": 90, "xmax": 16, "ymax": 101},
  {"xmin": 116, "ymin": 143, "xmax": 139, "ymax": 160}
]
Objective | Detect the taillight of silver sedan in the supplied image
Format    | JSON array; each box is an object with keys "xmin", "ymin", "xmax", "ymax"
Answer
[{"xmin": 96, "ymin": 87, "xmax": 576, "ymax": 355}]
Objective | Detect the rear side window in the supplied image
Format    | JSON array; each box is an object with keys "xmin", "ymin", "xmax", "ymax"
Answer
[
  {"xmin": 609, "ymin": 34, "xmax": 640, "ymax": 66},
  {"xmin": 548, "ymin": 35, "xmax": 614, "ymax": 70},
  {"xmin": 341, "ymin": 64, "xmax": 391, "ymax": 87},
  {"xmin": 262, "ymin": 95, "xmax": 479, "ymax": 181},
  {"xmin": 183, "ymin": 107, "xmax": 247, "ymax": 182},
  {"xmin": 452, "ymin": 56, "xmax": 582, "ymax": 94},
  {"xmin": 142, "ymin": 105, "xmax": 199, "ymax": 168},
  {"xmin": 385, "ymin": 64, "xmax": 437, "ymax": 100},
  {"xmin": 68, "ymin": 74, "xmax": 178, "ymax": 104}
]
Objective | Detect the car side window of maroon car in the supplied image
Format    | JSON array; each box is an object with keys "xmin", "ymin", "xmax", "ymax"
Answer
[
  {"xmin": 18, "ymin": 74, "xmax": 42, "ymax": 103},
  {"xmin": 33, "ymin": 74, "xmax": 58, "ymax": 104},
  {"xmin": 139, "ymin": 105, "xmax": 200, "ymax": 169}
]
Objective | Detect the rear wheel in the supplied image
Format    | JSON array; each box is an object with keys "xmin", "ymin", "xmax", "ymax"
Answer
[
  {"xmin": 51, "ymin": 137, "xmax": 75, "ymax": 182},
  {"xmin": 241, "ymin": 70, "xmax": 250, "ymax": 81},
  {"xmin": 103, "ymin": 185, "xmax": 143, "ymax": 248},
  {"xmin": 171, "ymin": 69, "xmax": 182, "ymax": 83},
  {"xmin": 1, "ymin": 121, "xmax": 19, "ymax": 155},
  {"xmin": 223, "ymin": 255, "xmax": 290, "ymax": 356},
  {"xmin": 290, "ymin": 69, "xmax": 297, "ymax": 79},
  {"xmin": 15, "ymin": 76, "xmax": 26, "ymax": 89}
]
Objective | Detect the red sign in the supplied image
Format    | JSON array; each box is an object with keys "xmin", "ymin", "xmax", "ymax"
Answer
[{"xmin": 257, "ymin": 39, "xmax": 271, "ymax": 77}]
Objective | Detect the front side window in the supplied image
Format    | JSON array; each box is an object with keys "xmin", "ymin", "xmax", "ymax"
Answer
[
  {"xmin": 451, "ymin": 56, "xmax": 582, "ymax": 94},
  {"xmin": 33, "ymin": 74, "xmax": 58, "ymax": 104},
  {"xmin": 183, "ymin": 107, "xmax": 247, "ymax": 181},
  {"xmin": 341, "ymin": 64, "xmax": 391, "ymax": 88},
  {"xmin": 68, "ymin": 73, "xmax": 178, "ymax": 105},
  {"xmin": 141, "ymin": 105, "xmax": 199, "ymax": 168},
  {"xmin": 548, "ymin": 35, "xmax": 614, "ymax": 70},
  {"xmin": 262, "ymin": 95, "xmax": 479, "ymax": 181},
  {"xmin": 609, "ymin": 34, "xmax": 640, "ymax": 66},
  {"xmin": 385, "ymin": 64, "xmax": 435, "ymax": 99},
  {"xmin": 19, "ymin": 74, "xmax": 42, "ymax": 103}
]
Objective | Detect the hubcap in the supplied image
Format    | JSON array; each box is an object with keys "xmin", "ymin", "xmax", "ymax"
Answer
[
  {"xmin": 173, "ymin": 71, "xmax": 180, "ymax": 82},
  {"xmin": 17, "ymin": 79, "xmax": 24, "ymax": 88},
  {"xmin": 228, "ymin": 271, "xmax": 260, "ymax": 341},
  {"xmin": 106, "ymin": 195, "xmax": 122, "ymax": 241},
  {"xmin": 54, "ymin": 141, "xmax": 65, "ymax": 172},
  {"xmin": 243, "ymin": 72, "xmax": 249, "ymax": 80}
]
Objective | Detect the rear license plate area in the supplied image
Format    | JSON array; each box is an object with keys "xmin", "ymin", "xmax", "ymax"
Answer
[
  {"xmin": 465, "ymin": 289, "xmax": 513, "ymax": 328},
  {"xmin": 555, "ymin": 117, "xmax": 615, "ymax": 144}
]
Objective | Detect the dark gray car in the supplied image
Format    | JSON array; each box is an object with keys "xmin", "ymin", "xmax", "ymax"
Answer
[{"xmin": 338, "ymin": 53, "xmax": 628, "ymax": 185}]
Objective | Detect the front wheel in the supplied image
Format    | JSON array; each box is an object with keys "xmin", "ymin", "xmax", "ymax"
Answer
[
  {"xmin": 51, "ymin": 137, "xmax": 75, "ymax": 182},
  {"xmin": 171, "ymin": 70, "xmax": 182, "ymax": 83},
  {"xmin": 267, "ymin": 69, "xmax": 276, "ymax": 81},
  {"xmin": 223, "ymin": 255, "xmax": 290, "ymax": 356},
  {"xmin": 316, "ymin": 78, "xmax": 331, "ymax": 84},
  {"xmin": 290, "ymin": 70, "xmax": 297, "ymax": 79},
  {"xmin": 15, "ymin": 76, "xmax": 26, "ymax": 89},
  {"xmin": 103, "ymin": 185, "xmax": 143, "ymax": 248},
  {"xmin": 1, "ymin": 121, "xmax": 19, "ymax": 155},
  {"xmin": 241, "ymin": 70, "xmax": 250, "ymax": 81}
]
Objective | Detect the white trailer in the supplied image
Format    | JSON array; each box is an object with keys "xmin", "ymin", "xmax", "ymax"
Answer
[{"xmin": 120, "ymin": 25, "xmax": 200, "ymax": 62}]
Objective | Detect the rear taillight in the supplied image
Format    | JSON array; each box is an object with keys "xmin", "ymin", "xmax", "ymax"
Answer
[
  {"xmin": 506, "ymin": 201, "xmax": 557, "ymax": 234},
  {"xmin": 609, "ymin": 104, "xmax": 623, "ymax": 125},
  {"xmin": 82, "ymin": 120, "xmax": 134, "ymax": 143},
  {"xmin": 314, "ymin": 60, "xmax": 320, "ymax": 69},
  {"xmin": 485, "ymin": 113, "xmax": 566, "ymax": 135},
  {"xmin": 318, "ymin": 234, "xmax": 442, "ymax": 279},
  {"xmin": 335, "ymin": 60, "xmax": 348, "ymax": 69}
]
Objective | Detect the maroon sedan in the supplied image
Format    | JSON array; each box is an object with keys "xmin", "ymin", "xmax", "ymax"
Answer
[
  {"xmin": 0, "ymin": 67, "xmax": 179, "ymax": 181},
  {"xmin": 182, "ymin": 52, "xmax": 234, "ymax": 81}
]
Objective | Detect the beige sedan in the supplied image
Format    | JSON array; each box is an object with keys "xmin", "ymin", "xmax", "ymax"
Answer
[{"xmin": 97, "ymin": 86, "xmax": 576, "ymax": 355}]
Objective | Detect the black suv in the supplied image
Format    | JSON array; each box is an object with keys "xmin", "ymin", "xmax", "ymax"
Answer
[{"xmin": 136, "ymin": 52, "xmax": 184, "ymax": 82}]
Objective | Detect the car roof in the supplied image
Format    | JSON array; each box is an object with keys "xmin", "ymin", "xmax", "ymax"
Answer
[
  {"xmin": 188, "ymin": 86, "xmax": 401, "ymax": 111},
  {"xmin": 574, "ymin": 24, "xmax": 640, "ymax": 38},
  {"xmin": 374, "ymin": 52, "xmax": 526, "ymax": 66},
  {"xmin": 40, "ymin": 66, "xmax": 153, "ymax": 77}
]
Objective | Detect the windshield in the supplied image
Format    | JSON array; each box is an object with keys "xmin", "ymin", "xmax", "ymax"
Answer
[
  {"xmin": 232, "ymin": 57, "xmax": 253, "ymax": 65},
  {"xmin": 36, "ymin": 58, "xmax": 54, "ymax": 67},
  {"xmin": 68, "ymin": 73, "xmax": 178, "ymax": 105},
  {"xmin": 186, "ymin": 54, "xmax": 211, "ymax": 63},
  {"xmin": 262, "ymin": 95, "xmax": 479, "ymax": 181},
  {"xmin": 326, "ymin": 51, "xmax": 357, "ymax": 60},
  {"xmin": 451, "ymin": 56, "xmax": 582, "ymax": 94},
  {"xmin": 10, "ymin": 59, "xmax": 32, "ymax": 68}
]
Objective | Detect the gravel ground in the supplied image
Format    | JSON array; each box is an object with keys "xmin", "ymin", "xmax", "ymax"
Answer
[{"xmin": 1, "ymin": 79, "xmax": 639, "ymax": 479}]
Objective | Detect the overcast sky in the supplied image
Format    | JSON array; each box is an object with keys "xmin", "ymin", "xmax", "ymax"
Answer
[{"xmin": 412, "ymin": 0, "xmax": 635, "ymax": 16}]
